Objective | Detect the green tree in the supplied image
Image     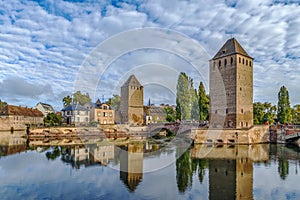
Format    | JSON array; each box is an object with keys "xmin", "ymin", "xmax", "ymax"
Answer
[
  {"xmin": 106, "ymin": 94, "xmax": 121, "ymax": 111},
  {"xmin": 164, "ymin": 106, "xmax": 176, "ymax": 122},
  {"xmin": 292, "ymin": 104, "xmax": 300, "ymax": 124},
  {"xmin": 198, "ymin": 82, "xmax": 209, "ymax": 121},
  {"xmin": 176, "ymin": 72, "xmax": 191, "ymax": 120},
  {"xmin": 73, "ymin": 91, "xmax": 91, "ymax": 105},
  {"xmin": 176, "ymin": 98, "xmax": 181, "ymax": 121},
  {"xmin": 44, "ymin": 113, "xmax": 62, "ymax": 127},
  {"xmin": 63, "ymin": 95, "xmax": 72, "ymax": 107},
  {"xmin": 191, "ymin": 88, "xmax": 199, "ymax": 120},
  {"xmin": 0, "ymin": 99, "xmax": 7, "ymax": 110},
  {"xmin": 254, "ymin": 102, "xmax": 277, "ymax": 124},
  {"xmin": 277, "ymin": 86, "xmax": 292, "ymax": 124}
]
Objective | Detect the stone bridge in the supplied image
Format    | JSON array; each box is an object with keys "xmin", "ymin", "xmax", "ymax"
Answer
[{"xmin": 148, "ymin": 122, "xmax": 200, "ymax": 137}]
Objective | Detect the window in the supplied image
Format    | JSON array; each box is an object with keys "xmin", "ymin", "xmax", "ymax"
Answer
[
  {"xmin": 97, "ymin": 111, "xmax": 101, "ymax": 116},
  {"xmin": 224, "ymin": 59, "xmax": 227, "ymax": 66},
  {"xmin": 240, "ymin": 87, "xmax": 242, "ymax": 91},
  {"xmin": 77, "ymin": 117, "xmax": 80, "ymax": 122},
  {"xmin": 85, "ymin": 117, "xmax": 88, "ymax": 122},
  {"xmin": 246, "ymin": 60, "xmax": 248, "ymax": 66},
  {"xmin": 249, "ymin": 61, "xmax": 252, "ymax": 67},
  {"xmin": 242, "ymin": 58, "xmax": 244, "ymax": 64},
  {"xmin": 231, "ymin": 57, "xmax": 233, "ymax": 64},
  {"xmin": 241, "ymin": 122, "xmax": 243, "ymax": 127},
  {"xmin": 219, "ymin": 60, "xmax": 221, "ymax": 67},
  {"xmin": 215, "ymin": 110, "xmax": 218, "ymax": 114},
  {"xmin": 239, "ymin": 57, "xmax": 241, "ymax": 63},
  {"xmin": 103, "ymin": 112, "xmax": 107, "ymax": 117},
  {"xmin": 246, "ymin": 122, "xmax": 248, "ymax": 127},
  {"xmin": 226, "ymin": 108, "xmax": 228, "ymax": 114},
  {"xmin": 241, "ymin": 109, "xmax": 243, "ymax": 113}
]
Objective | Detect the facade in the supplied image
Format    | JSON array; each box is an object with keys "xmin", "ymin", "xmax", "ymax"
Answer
[
  {"xmin": 61, "ymin": 104, "xmax": 90, "ymax": 126},
  {"xmin": 144, "ymin": 106, "xmax": 167, "ymax": 125},
  {"xmin": 83, "ymin": 100, "xmax": 115, "ymax": 124},
  {"xmin": 209, "ymin": 38, "xmax": 253, "ymax": 129},
  {"xmin": 0, "ymin": 105, "xmax": 44, "ymax": 130},
  {"xmin": 34, "ymin": 102, "xmax": 55, "ymax": 117},
  {"xmin": 120, "ymin": 75, "xmax": 144, "ymax": 125}
]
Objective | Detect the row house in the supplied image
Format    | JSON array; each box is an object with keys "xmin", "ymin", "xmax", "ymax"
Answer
[
  {"xmin": 61, "ymin": 104, "xmax": 90, "ymax": 126},
  {"xmin": 84, "ymin": 99, "xmax": 115, "ymax": 125},
  {"xmin": 0, "ymin": 105, "xmax": 44, "ymax": 130}
]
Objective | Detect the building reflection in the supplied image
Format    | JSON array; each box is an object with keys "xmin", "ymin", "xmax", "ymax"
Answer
[
  {"xmin": 190, "ymin": 144, "xmax": 269, "ymax": 200},
  {"xmin": 61, "ymin": 143, "xmax": 114, "ymax": 169},
  {"xmin": 119, "ymin": 143, "xmax": 143, "ymax": 192},
  {"xmin": 0, "ymin": 134, "xmax": 27, "ymax": 157}
]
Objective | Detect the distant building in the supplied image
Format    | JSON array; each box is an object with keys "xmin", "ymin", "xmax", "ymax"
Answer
[
  {"xmin": 209, "ymin": 38, "xmax": 253, "ymax": 128},
  {"xmin": 0, "ymin": 105, "xmax": 44, "ymax": 130},
  {"xmin": 83, "ymin": 99, "xmax": 115, "ymax": 124},
  {"xmin": 34, "ymin": 102, "xmax": 55, "ymax": 117},
  {"xmin": 120, "ymin": 75, "xmax": 144, "ymax": 125},
  {"xmin": 61, "ymin": 104, "xmax": 90, "ymax": 126},
  {"xmin": 144, "ymin": 106, "xmax": 166, "ymax": 125}
]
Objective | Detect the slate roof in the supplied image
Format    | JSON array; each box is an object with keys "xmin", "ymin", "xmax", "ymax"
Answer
[
  {"xmin": 0, "ymin": 105, "xmax": 43, "ymax": 117},
  {"xmin": 122, "ymin": 75, "xmax": 142, "ymax": 87},
  {"xmin": 212, "ymin": 38, "xmax": 253, "ymax": 60},
  {"xmin": 62, "ymin": 104, "xmax": 89, "ymax": 111}
]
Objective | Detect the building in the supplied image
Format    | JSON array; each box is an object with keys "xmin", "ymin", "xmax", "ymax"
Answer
[
  {"xmin": 209, "ymin": 38, "xmax": 253, "ymax": 129},
  {"xmin": 0, "ymin": 105, "xmax": 44, "ymax": 130},
  {"xmin": 61, "ymin": 104, "xmax": 90, "ymax": 126},
  {"xmin": 144, "ymin": 106, "xmax": 167, "ymax": 125},
  {"xmin": 84, "ymin": 99, "xmax": 115, "ymax": 124},
  {"xmin": 120, "ymin": 75, "xmax": 144, "ymax": 125},
  {"xmin": 34, "ymin": 102, "xmax": 55, "ymax": 117}
]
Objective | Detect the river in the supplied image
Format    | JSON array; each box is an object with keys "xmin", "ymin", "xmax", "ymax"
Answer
[{"xmin": 0, "ymin": 133, "xmax": 299, "ymax": 199}]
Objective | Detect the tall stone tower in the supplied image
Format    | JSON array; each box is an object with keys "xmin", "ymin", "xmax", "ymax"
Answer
[
  {"xmin": 209, "ymin": 38, "xmax": 253, "ymax": 129},
  {"xmin": 120, "ymin": 75, "xmax": 144, "ymax": 125}
]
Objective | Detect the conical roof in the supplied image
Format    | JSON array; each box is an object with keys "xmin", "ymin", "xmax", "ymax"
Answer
[
  {"xmin": 212, "ymin": 38, "xmax": 252, "ymax": 60},
  {"xmin": 122, "ymin": 75, "xmax": 142, "ymax": 87}
]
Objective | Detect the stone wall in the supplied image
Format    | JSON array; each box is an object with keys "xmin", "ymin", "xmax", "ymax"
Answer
[{"xmin": 193, "ymin": 125, "xmax": 269, "ymax": 144}]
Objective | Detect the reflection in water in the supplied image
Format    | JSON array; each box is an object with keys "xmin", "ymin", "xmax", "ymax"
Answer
[
  {"xmin": 0, "ymin": 134, "xmax": 27, "ymax": 157},
  {"xmin": 120, "ymin": 143, "xmax": 143, "ymax": 192},
  {"xmin": 189, "ymin": 144, "xmax": 269, "ymax": 200}
]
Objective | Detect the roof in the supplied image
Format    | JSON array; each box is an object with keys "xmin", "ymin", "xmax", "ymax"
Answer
[
  {"xmin": 212, "ymin": 38, "xmax": 253, "ymax": 60},
  {"xmin": 144, "ymin": 106, "xmax": 166, "ymax": 116},
  {"xmin": 36, "ymin": 102, "xmax": 55, "ymax": 112},
  {"xmin": 122, "ymin": 75, "xmax": 142, "ymax": 87},
  {"xmin": 62, "ymin": 104, "xmax": 89, "ymax": 111},
  {"xmin": 0, "ymin": 105, "xmax": 44, "ymax": 117}
]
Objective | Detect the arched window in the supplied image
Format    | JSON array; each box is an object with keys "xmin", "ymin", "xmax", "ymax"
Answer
[
  {"xmin": 249, "ymin": 61, "xmax": 252, "ymax": 67},
  {"xmin": 231, "ymin": 57, "xmax": 233, "ymax": 65},
  {"xmin": 224, "ymin": 59, "xmax": 227, "ymax": 66},
  {"xmin": 246, "ymin": 60, "xmax": 248, "ymax": 66},
  {"xmin": 242, "ymin": 58, "xmax": 244, "ymax": 64}
]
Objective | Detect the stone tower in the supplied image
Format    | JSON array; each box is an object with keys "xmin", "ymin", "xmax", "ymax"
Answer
[
  {"xmin": 120, "ymin": 75, "xmax": 144, "ymax": 125},
  {"xmin": 209, "ymin": 38, "xmax": 253, "ymax": 129}
]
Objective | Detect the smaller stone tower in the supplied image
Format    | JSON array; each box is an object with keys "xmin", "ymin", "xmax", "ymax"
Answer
[{"xmin": 120, "ymin": 75, "xmax": 144, "ymax": 125}]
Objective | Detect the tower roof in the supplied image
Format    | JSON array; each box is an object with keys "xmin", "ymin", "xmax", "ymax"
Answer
[
  {"xmin": 212, "ymin": 38, "xmax": 253, "ymax": 60},
  {"xmin": 122, "ymin": 75, "xmax": 142, "ymax": 87}
]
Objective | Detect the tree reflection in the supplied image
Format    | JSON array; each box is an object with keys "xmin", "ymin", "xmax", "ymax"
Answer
[
  {"xmin": 176, "ymin": 149, "xmax": 193, "ymax": 193},
  {"xmin": 278, "ymin": 159, "xmax": 289, "ymax": 180},
  {"xmin": 45, "ymin": 146, "xmax": 61, "ymax": 160}
]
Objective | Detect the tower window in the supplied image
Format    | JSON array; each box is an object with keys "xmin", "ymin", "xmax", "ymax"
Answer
[
  {"xmin": 224, "ymin": 59, "xmax": 227, "ymax": 66},
  {"xmin": 242, "ymin": 58, "xmax": 245, "ymax": 64},
  {"xmin": 239, "ymin": 57, "xmax": 241, "ymax": 63},
  {"xmin": 246, "ymin": 60, "xmax": 248, "ymax": 66},
  {"xmin": 219, "ymin": 60, "xmax": 221, "ymax": 67},
  {"xmin": 241, "ymin": 122, "xmax": 243, "ymax": 127},
  {"xmin": 226, "ymin": 108, "xmax": 228, "ymax": 114},
  {"xmin": 249, "ymin": 61, "xmax": 252, "ymax": 67},
  {"xmin": 231, "ymin": 57, "xmax": 233, "ymax": 65},
  {"xmin": 241, "ymin": 109, "xmax": 243, "ymax": 113},
  {"xmin": 240, "ymin": 87, "xmax": 242, "ymax": 91}
]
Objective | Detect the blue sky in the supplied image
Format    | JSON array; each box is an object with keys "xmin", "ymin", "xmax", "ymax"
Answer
[{"xmin": 1, "ymin": 0, "xmax": 300, "ymax": 110}]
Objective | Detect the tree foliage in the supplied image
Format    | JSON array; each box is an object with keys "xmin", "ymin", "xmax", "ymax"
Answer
[
  {"xmin": 176, "ymin": 72, "xmax": 191, "ymax": 120},
  {"xmin": 277, "ymin": 86, "xmax": 292, "ymax": 124},
  {"xmin": 0, "ymin": 99, "xmax": 7, "ymax": 110},
  {"xmin": 62, "ymin": 91, "xmax": 91, "ymax": 107},
  {"xmin": 198, "ymin": 82, "xmax": 209, "ymax": 121},
  {"xmin": 44, "ymin": 113, "xmax": 62, "ymax": 127},
  {"xmin": 292, "ymin": 104, "xmax": 300, "ymax": 124},
  {"xmin": 253, "ymin": 102, "xmax": 276, "ymax": 124},
  {"xmin": 106, "ymin": 94, "xmax": 121, "ymax": 111},
  {"xmin": 164, "ymin": 106, "xmax": 176, "ymax": 122}
]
